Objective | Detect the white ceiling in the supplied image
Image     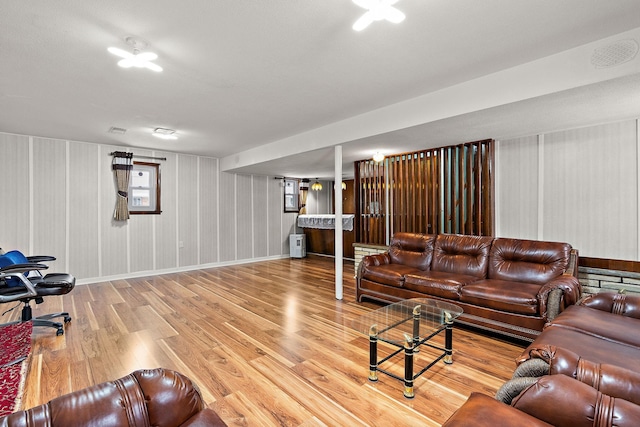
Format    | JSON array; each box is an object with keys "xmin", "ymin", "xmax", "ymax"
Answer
[{"xmin": 1, "ymin": 0, "xmax": 640, "ymax": 179}]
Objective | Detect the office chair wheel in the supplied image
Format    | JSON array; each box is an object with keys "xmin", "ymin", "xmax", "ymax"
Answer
[
  {"xmin": 56, "ymin": 327, "xmax": 64, "ymax": 336},
  {"xmin": 64, "ymin": 316, "xmax": 71, "ymax": 323}
]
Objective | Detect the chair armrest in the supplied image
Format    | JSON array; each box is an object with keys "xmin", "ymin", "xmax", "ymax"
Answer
[
  {"xmin": 578, "ymin": 292, "xmax": 640, "ymax": 318},
  {"xmin": 511, "ymin": 375, "xmax": 640, "ymax": 427},
  {"xmin": 0, "ymin": 263, "xmax": 49, "ymax": 275},
  {"xmin": 0, "ymin": 271, "xmax": 39, "ymax": 301},
  {"xmin": 26, "ymin": 255, "xmax": 56, "ymax": 263}
]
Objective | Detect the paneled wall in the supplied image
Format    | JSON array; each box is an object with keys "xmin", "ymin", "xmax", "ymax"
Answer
[
  {"xmin": 496, "ymin": 118, "xmax": 639, "ymax": 260},
  {"xmin": 0, "ymin": 132, "xmax": 296, "ymax": 284}
]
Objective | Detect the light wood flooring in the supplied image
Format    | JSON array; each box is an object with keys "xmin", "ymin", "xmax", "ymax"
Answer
[{"xmin": 13, "ymin": 256, "xmax": 525, "ymax": 426}]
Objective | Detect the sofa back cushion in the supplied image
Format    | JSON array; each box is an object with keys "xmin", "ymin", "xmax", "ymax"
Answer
[
  {"xmin": 431, "ymin": 234, "xmax": 493, "ymax": 278},
  {"xmin": 489, "ymin": 238, "xmax": 571, "ymax": 284},
  {"xmin": 388, "ymin": 232, "xmax": 435, "ymax": 270}
]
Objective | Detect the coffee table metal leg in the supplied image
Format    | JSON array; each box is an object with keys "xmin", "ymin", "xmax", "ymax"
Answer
[
  {"xmin": 412, "ymin": 304, "xmax": 421, "ymax": 349},
  {"xmin": 403, "ymin": 333, "xmax": 415, "ymax": 398},
  {"xmin": 444, "ymin": 311, "xmax": 453, "ymax": 364},
  {"xmin": 368, "ymin": 324, "xmax": 378, "ymax": 381}
]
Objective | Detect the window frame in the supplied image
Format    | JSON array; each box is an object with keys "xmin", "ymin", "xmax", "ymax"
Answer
[{"xmin": 128, "ymin": 161, "xmax": 161, "ymax": 215}]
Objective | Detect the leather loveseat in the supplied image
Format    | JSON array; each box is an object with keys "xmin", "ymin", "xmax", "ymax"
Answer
[
  {"xmin": 357, "ymin": 232, "xmax": 580, "ymax": 340},
  {"xmin": 0, "ymin": 368, "xmax": 227, "ymax": 427}
]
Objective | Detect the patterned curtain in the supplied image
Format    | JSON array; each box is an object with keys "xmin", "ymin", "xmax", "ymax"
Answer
[{"xmin": 112, "ymin": 151, "xmax": 133, "ymax": 221}]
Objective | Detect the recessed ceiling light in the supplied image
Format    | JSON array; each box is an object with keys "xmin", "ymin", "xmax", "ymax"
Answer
[
  {"xmin": 373, "ymin": 152, "xmax": 385, "ymax": 162},
  {"xmin": 152, "ymin": 128, "xmax": 177, "ymax": 140}
]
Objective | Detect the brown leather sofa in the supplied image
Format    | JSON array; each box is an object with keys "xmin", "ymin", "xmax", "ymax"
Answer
[
  {"xmin": 0, "ymin": 368, "xmax": 227, "ymax": 427},
  {"xmin": 357, "ymin": 232, "xmax": 580, "ymax": 340}
]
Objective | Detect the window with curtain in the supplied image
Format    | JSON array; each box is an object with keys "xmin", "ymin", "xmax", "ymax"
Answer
[{"xmin": 355, "ymin": 139, "xmax": 494, "ymax": 244}]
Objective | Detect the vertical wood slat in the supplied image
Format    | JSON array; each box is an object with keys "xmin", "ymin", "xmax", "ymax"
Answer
[{"xmin": 354, "ymin": 140, "xmax": 494, "ymax": 245}]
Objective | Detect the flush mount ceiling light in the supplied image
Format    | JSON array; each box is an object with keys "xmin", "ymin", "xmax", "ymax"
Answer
[
  {"xmin": 311, "ymin": 179, "xmax": 323, "ymax": 191},
  {"xmin": 152, "ymin": 128, "xmax": 177, "ymax": 140},
  {"xmin": 108, "ymin": 36, "xmax": 163, "ymax": 72},
  {"xmin": 352, "ymin": 0, "xmax": 405, "ymax": 32},
  {"xmin": 373, "ymin": 152, "xmax": 385, "ymax": 162}
]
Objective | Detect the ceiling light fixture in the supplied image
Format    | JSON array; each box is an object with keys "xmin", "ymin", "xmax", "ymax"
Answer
[
  {"xmin": 152, "ymin": 128, "xmax": 177, "ymax": 140},
  {"xmin": 352, "ymin": 0, "xmax": 405, "ymax": 32},
  {"xmin": 108, "ymin": 36, "xmax": 163, "ymax": 72},
  {"xmin": 373, "ymin": 152, "xmax": 385, "ymax": 162},
  {"xmin": 311, "ymin": 179, "xmax": 323, "ymax": 191}
]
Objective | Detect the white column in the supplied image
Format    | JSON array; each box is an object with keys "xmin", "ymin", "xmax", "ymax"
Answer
[{"xmin": 335, "ymin": 145, "xmax": 343, "ymax": 300}]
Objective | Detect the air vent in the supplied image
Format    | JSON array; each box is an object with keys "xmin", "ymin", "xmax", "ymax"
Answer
[
  {"xmin": 591, "ymin": 39, "xmax": 638, "ymax": 68},
  {"xmin": 108, "ymin": 127, "xmax": 127, "ymax": 135}
]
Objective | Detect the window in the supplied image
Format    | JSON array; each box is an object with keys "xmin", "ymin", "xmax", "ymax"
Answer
[
  {"xmin": 283, "ymin": 178, "xmax": 299, "ymax": 212},
  {"xmin": 128, "ymin": 161, "xmax": 161, "ymax": 214}
]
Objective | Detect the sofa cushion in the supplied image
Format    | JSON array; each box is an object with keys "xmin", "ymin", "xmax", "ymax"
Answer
[
  {"xmin": 404, "ymin": 271, "xmax": 480, "ymax": 300},
  {"xmin": 362, "ymin": 264, "xmax": 422, "ymax": 287},
  {"xmin": 461, "ymin": 279, "xmax": 541, "ymax": 315},
  {"xmin": 432, "ymin": 234, "xmax": 493, "ymax": 278},
  {"xmin": 388, "ymin": 232, "xmax": 436, "ymax": 270},
  {"xmin": 488, "ymin": 238, "xmax": 571, "ymax": 285},
  {"xmin": 545, "ymin": 304, "xmax": 640, "ymax": 348}
]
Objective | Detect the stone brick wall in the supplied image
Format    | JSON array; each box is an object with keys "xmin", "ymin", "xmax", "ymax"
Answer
[{"xmin": 578, "ymin": 267, "xmax": 640, "ymax": 296}]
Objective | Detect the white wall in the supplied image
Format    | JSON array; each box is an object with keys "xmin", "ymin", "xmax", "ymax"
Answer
[
  {"xmin": 496, "ymin": 118, "xmax": 639, "ymax": 260},
  {"xmin": 0, "ymin": 132, "xmax": 296, "ymax": 284}
]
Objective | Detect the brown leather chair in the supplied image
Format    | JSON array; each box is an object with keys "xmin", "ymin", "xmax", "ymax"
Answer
[{"xmin": 0, "ymin": 368, "xmax": 227, "ymax": 427}]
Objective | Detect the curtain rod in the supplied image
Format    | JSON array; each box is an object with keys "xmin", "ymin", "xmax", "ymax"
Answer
[{"xmin": 109, "ymin": 152, "xmax": 167, "ymax": 161}]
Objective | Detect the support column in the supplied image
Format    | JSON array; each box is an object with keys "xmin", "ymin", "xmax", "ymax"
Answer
[{"xmin": 335, "ymin": 145, "xmax": 343, "ymax": 300}]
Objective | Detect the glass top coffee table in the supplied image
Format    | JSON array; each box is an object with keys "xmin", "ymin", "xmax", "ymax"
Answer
[{"xmin": 351, "ymin": 298, "xmax": 463, "ymax": 398}]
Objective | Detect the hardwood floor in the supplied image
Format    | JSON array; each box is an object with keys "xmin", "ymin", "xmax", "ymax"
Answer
[{"xmin": 16, "ymin": 256, "xmax": 525, "ymax": 426}]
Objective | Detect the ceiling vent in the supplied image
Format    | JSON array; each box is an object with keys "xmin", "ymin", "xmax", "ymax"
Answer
[
  {"xmin": 591, "ymin": 39, "xmax": 638, "ymax": 68},
  {"xmin": 108, "ymin": 126, "xmax": 127, "ymax": 135}
]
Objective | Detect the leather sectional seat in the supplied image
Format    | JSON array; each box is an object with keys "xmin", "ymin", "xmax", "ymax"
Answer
[{"xmin": 357, "ymin": 232, "xmax": 581, "ymax": 340}]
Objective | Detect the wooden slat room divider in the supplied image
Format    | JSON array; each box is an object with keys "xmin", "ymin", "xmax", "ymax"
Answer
[{"xmin": 355, "ymin": 139, "xmax": 494, "ymax": 244}]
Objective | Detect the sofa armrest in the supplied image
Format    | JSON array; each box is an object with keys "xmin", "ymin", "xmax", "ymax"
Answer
[
  {"xmin": 511, "ymin": 374, "xmax": 640, "ymax": 427},
  {"xmin": 356, "ymin": 253, "xmax": 391, "ymax": 279},
  {"xmin": 515, "ymin": 345, "xmax": 640, "ymax": 406},
  {"xmin": 579, "ymin": 292, "xmax": 640, "ymax": 318},
  {"xmin": 565, "ymin": 249, "xmax": 579, "ymax": 278},
  {"xmin": 537, "ymin": 275, "xmax": 581, "ymax": 318}
]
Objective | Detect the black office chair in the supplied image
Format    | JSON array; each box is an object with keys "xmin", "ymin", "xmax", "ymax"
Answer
[{"xmin": 0, "ymin": 250, "xmax": 75, "ymax": 336}]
